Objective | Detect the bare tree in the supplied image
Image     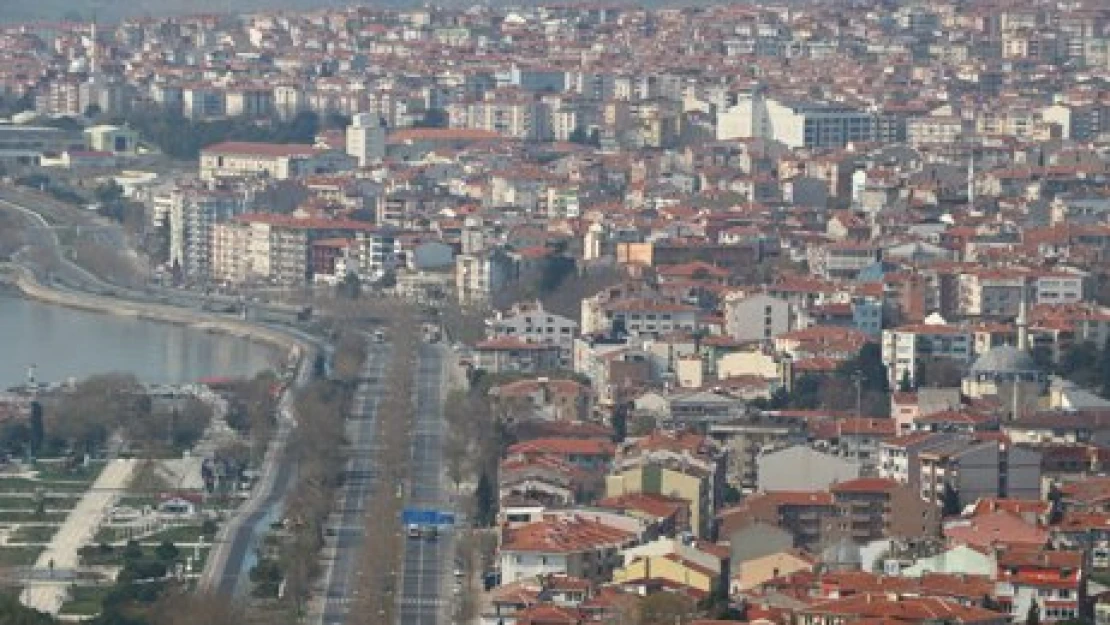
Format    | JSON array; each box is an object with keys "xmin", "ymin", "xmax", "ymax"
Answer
[{"xmin": 152, "ymin": 589, "xmax": 244, "ymax": 625}]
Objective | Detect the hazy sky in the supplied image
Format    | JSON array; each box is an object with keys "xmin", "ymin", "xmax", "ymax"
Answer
[{"xmin": 1, "ymin": 0, "xmax": 412, "ymax": 24}]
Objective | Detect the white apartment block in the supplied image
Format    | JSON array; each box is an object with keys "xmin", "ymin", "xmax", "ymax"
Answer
[
  {"xmin": 487, "ymin": 301, "xmax": 579, "ymax": 359},
  {"xmin": 165, "ymin": 186, "xmax": 246, "ymax": 281},
  {"xmin": 881, "ymin": 322, "xmax": 973, "ymax": 387}
]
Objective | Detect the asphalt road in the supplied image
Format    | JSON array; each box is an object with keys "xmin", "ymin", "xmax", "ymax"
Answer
[
  {"xmin": 398, "ymin": 343, "xmax": 452, "ymax": 625},
  {"xmin": 317, "ymin": 341, "xmax": 390, "ymax": 625}
]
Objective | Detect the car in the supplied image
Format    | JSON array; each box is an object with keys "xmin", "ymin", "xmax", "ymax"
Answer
[
  {"xmin": 407, "ymin": 524, "xmax": 422, "ymax": 538},
  {"xmin": 423, "ymin": 525, "xmax": 438, "ymax": 541}
]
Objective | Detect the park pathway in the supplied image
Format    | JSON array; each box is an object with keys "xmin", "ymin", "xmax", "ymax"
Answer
[{"xmin": 21, "ymin": 459, "xmax": 136, "ymax": 614}]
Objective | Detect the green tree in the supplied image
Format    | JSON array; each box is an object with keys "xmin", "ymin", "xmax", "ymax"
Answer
[
  {"xmin": 29, "ymin": 401, "xmax": 44, "ymax": 456},
  {"xmin": 474, "ymin": 472, "xmax": 496, "ymax": 527},
  {"xmin": 154, "ymin": 540, "xmax": 179, "ymax": 562},
  {"xmin": 122, "ymin": 540, "xmax": 143, "ymax": 561},
  {"xmin": 899, "ymin": 369, "xmax": 914, "ymax": 393},
  {"xmin": 611, "ymin": 403, "xmax": 629, "ymax": 443},
  {"xmin": 941, "ymin": 482, "xmax": 962, "ymax": 517}
]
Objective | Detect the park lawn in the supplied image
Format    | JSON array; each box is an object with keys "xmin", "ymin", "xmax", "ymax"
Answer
[
  {"xmin": 59, "ymin": 585, "xmax": 113, "ymax": 616},
  {"xmin": 0, "ymin": 546, "xmax": 43, "ymax": 566},
  {"xmin": 34, "ymin": 461, "xmax": 104, "ymax": 483},
  {"xmin": 0, "ymin": 495, "xmax": 78, "ymax": 510},
  {"xmin": 0, "ymin": 478, "xmax": 88, "ymax": 493},
  {"xmin": 0, "ymin": 511, "xmax": 68, "ymax": 524},
  {"xmin": 9, "ymin": 524, "xmax": 58, "ymax": 543}
]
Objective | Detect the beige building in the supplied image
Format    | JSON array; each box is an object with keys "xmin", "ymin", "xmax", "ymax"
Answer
[
  {"xmin": 199, "ymin": 141, "xmax": 355, "ymax": 180},
  {"xmin": 732, "ymin": 549, "xmax": 816, "ymax": 592}
]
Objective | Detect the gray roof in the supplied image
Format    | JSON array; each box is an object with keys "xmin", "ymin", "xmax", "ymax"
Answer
[{"xmin": 970, "ymin": 345, "xmax": 1038, "ymax": 374}]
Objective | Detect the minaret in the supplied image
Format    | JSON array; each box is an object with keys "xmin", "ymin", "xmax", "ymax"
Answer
[
  {"xmin": 89, "ymin": 19, "xmax": 99, "ymax": 76},
  {"xmin": 1017, "ymin": 285, "xmax": 1029, "ymax": 352},
  {"xmin": 967, "ymin": 151, "xmax": 976, "ymax": 208}
]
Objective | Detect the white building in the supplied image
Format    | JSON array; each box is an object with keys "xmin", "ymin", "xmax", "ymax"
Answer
[
  {"xmin": 199, "ymin": 142, "xmax": 356, "ymax": 180},
  {"xmin": 881, "ymin": 320, "xmax": 973, "ymax": 387},
  {"xmin": 346, "ymin": 113, "xmax": 387, "ymax": 167},
  {"xmin": 717, "ymin": 94, "xmax": 875, "ymax": 148},
  {"xmin": 487, "ymin": 301, "xmax": 579, "ymax": 361}
]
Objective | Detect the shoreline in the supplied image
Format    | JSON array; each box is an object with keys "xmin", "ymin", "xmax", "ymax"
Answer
[{"xmin": 0, "ymin": 264, "xmax": 306, "ymax": 360}]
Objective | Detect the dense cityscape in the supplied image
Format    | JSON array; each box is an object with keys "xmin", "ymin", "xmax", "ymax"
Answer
[{"xmin": 0, "ymin": 0, "xmax": 1108, "ymax": 624}]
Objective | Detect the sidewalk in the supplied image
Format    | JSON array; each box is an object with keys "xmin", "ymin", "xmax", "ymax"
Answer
[{"xmin": 21, "ymin": 459, "xmax": 136, "ymax": 615}]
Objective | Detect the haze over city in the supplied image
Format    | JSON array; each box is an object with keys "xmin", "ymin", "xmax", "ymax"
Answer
[{"xmin": 0, "ymin": 0, "xmax": 1109, "ymax": 624}]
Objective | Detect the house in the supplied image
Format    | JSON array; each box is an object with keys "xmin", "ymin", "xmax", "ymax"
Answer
[
  {"xmin": 611, "ymin": 536, "xmax": 729, "ymax": 599},
  {"xmin": 492, "ymin": 378, "xmax": 592, "ymax": 422},
  {"xmin": 505, "ymin": 438, "xmax": 615, "ymax": 472},
  {"xmin": 498, "ymin": 516, "xmax": 637, "ymax": 584},
  {"xmin": 606, "ymin": 432, "xmax": 725, "ymax": 538},
  {"xmin": 795, "ymin": 593, "xmax": 1007, "ymax": 625},
  {"xmin": 732, "ymin": 549, "xmax": 817, "ymax": 592},
  {"xmin": 472, "ymin": 338, "xmax": 564, "ymax": 374},
  {"xmin": 993, "ymin": 549, "xmax": 1084, "ymax": 622}
]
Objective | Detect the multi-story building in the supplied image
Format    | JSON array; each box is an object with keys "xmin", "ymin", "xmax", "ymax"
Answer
[
  {"xmin": 211, "ymin": 213, "xmax": 378, "ymax": 285},
  {"xmin": 199, "ymin": 142, "xmax": 356, "ymax": 180},
  {"xmin": 487, "ymin": 301, "xmax": 579, "ymax": 363},
  {"xmin": 881, "ymin": 322, "xmax": 973, "ymax": 387},
  {"xmin": 165, "ymin": 185, "xmax": 246, "ymax": 281},
  {"xmin": 346, "ymin": 113, "xmax": 387, "ymax": 167},
  {"xmin": 829, "ymin": 477, "xmax": 939, "ymax": 543},
  {"xmin": 606, "ymin": 432, "xmax": 725, "ymax": 538},
  {"xmin": 808, "ymin": 241, "xmax": 883, "ymax": 281},
  {"xmin": 455, "ymin": 250, "xmax": 518, "ymax": 307},
  {"xmin": 916, "ymin": 437, "xmax": 1042, "ymax": 507}
]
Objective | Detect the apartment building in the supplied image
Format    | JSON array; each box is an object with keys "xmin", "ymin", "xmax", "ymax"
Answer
[
  {"xmin": 808, "ymin": 241, "xmax": 883, "ymax": 281},
  {"xmin": 596, "ymin": 299, "xmax": 700, "ymax": 339},
  {"xmin": 449, "ymin": 89, "xmax": 550, "ymax": 141},
  {"xmin": 165, "ymin": 185, "xmax": 246, "ymax": 281},
  {"xmin": 881, "ymin": 321, "xmax": 973, "ymax": 387},
  {"xmin": 607, "ymin": 433, "xmax": 725, "ymax": 538},
  {"xmin": 487, "ymin": 301, "xmax": 579, "ymax": 362},
  {"xmin": 455, "ymin": 250, "xmax": 518, "ymax": 307},
  {"xmin": 829, "ymin": 477, "xmax": 939, "ymax": 543},
  {"xmin": 211, "ymin": 214, "xmax": 378, "ymax": 285},
  {"xmin": 917, "ymin": 437, "xmax": 1042, "ymax": 507}
]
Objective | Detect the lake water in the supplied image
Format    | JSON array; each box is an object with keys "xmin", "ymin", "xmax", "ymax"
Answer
[{"xmin": 0, "ymin": 292, "xmax": 278, "ymax": 387}]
